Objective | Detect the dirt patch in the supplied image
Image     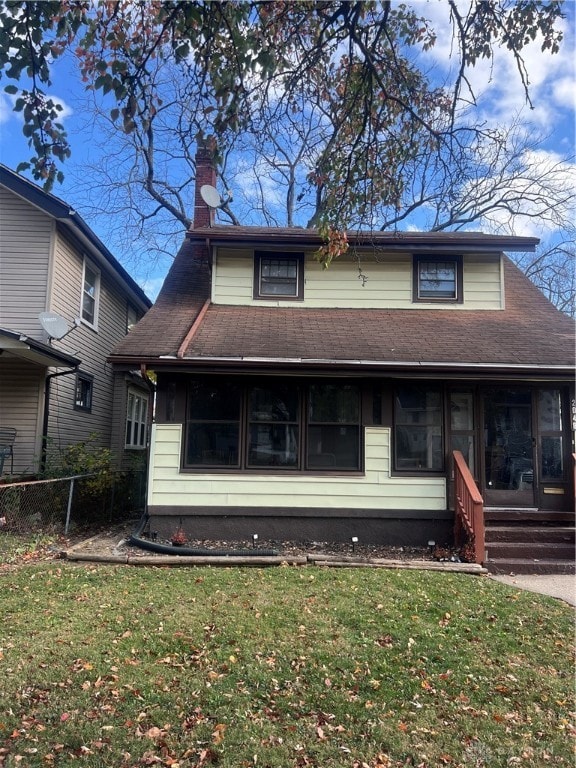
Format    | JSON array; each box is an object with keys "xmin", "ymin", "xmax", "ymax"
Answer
[{"xmin": 65, "ymin": 520, "xmax": 436, "ymax": 562}]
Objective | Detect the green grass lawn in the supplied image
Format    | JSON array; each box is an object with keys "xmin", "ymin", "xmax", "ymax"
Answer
[{"xmin": 0, "ymin": 561, "xmax": 573, "ymax": 767}]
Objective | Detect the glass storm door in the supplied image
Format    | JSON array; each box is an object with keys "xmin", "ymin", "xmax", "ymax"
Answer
[{"xmin": 483, "ymin": 389, "xmax": 535, "ymax": 506}]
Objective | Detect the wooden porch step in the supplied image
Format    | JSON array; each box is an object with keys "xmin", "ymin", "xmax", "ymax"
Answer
[
  {"xmin": 484, "ymin": 558, "xmax": 575, "ymax": 575},
  {"xmin": 486, "ymin": 541, "xmax": 575, "ymax": 561},
  {"xmin": 484, "ymin": 508, "xmax": 574, "ymax": 523},
  {"xmin": 485, "ymin": 526, "xmax": 575, "ymax": 544}
]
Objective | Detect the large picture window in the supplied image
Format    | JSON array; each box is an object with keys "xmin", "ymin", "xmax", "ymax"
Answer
[
  {"xmin": 254, "ymin": 252, "xmax": 304, "ymax": 300},
  {"xmin": 394, "ymin": 385, "xmax": 443, "ymax": 471},
  {"xmin": 185, "ymin": 379, "xmax": 361, "ymax": 471}
]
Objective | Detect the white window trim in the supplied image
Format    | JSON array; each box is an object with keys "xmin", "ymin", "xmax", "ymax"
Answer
[
  {"xmin": 125, "ymin": 388, "xmax": 149, "ymax": 449},
  {"xmin": 81, "ymin": 257, "xmax": 101, "ymax": 330}
]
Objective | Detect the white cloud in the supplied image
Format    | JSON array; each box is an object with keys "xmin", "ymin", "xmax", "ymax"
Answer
[
  {"xmin": 410, "ymin": 0, "xmax": 575, "ymax": 136},
  {"xmin": 0, "ymin": 88, "xmax": 73, "ymax": 124},
  {"xmin": 0, "ymin": 93, "xmax": 12, "ymax": 124},
  {"xmin": 138, "ymin": 276, "xmax": 165, "ymax": 302}
]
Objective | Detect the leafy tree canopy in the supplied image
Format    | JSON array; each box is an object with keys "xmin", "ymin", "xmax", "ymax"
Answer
[{"xmin": 0, "ymin": 0, "xmax": 566, "ymax": 246}]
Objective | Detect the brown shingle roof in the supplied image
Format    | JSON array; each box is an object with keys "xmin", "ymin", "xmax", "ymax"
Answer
[
  {"xmin": 111, "ymin": 238, "xmax": 211, "ymax": 358},
  {"xmin": 110, "ymin": 236, "xmax": 574, "ymax": 373}
]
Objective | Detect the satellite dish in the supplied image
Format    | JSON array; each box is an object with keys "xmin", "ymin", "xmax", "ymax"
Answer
[
  {"xmin": 39, "ymin": 311, "xmax": 71, "ymax": 340},
  {"xmin": 200, "ymin": 184, "xmax": 221, "ymax": 209}
]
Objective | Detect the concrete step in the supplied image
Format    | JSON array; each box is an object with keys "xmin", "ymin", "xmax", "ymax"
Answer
[
  {"xmin": 484, "ymin": 558, "xmax": 575, "ymax": 575},
  {"xmin": 485, "ymin": 526, "xmax": 575, "ymax": 544}
]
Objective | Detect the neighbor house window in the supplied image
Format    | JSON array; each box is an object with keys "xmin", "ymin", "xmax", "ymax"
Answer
[
  {"xmin": 254, "ymin": 252, "xmax": 304, "ymax": 300},
  {"xmin": 413, "ymin": 256, "xmax": 463, "ymax": 302},
  {"xmin": 125, "ymin": 390, "xmax": 149, "ymax": 449},
  {"xmin": 185, "ymin": 379, "xmax": 361, "ymax": 471},
  {"xmin": 394, "ymin": 385, "xmax": 443, "ymax": 471},
  {"xmin": 74, "ymin": 372, "xmax": 93, "ymax": 412},
  {"xmin": 126, "ymin": 304, "xmax": 139, "ymax": 333},
  {"xmin": 81, "ymin": 259, "xmax": 100, "ymax": 326}
]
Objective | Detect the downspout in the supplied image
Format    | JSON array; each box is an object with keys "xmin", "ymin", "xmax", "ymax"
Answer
[
  {"xmin": 139, "ymin": 364, "xmax": 157, "ymax": 515},
  {"xmin": 41, "ymin": 366, "xmax": 79, "ymax": 472}
]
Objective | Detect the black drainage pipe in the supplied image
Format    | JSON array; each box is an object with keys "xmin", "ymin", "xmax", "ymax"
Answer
[{"xmin": 128, "ymin": 513, "xmax": 279, "ymax": 557}]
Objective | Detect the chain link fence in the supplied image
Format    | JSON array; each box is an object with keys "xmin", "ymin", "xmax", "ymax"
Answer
[{"xmin": 0, "ymin": 470, "xmax": 146, "ymax": 536}]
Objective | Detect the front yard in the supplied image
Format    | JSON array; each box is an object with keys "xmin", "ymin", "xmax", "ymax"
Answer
[{"xmin": 0, "ymin": 560, "xmax": 573, "ymax": 767}]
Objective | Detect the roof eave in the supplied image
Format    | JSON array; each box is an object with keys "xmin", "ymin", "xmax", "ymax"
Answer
[
  {"xmin": 109, "ymin": 354, "xmax": 573, "ymax": 380},
  {"xmin": 0, "ymin": 328, "xmax": 81, "ymax": 368},
  {"xmin": 187, "ymin": 227, "xmax": 539, "ymax": 253}
]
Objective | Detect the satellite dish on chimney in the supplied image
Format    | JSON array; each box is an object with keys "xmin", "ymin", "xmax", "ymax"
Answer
[
  {"xmin": 39, "ymin": 311, "xmax": 73, "ymax": 341},
  {"xmin": 200, "ymin": 184, "xmax": 221, "ymax": 209}
]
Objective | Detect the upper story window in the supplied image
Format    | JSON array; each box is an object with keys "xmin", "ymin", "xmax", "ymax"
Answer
[
  {"xmin": 74, "ymin": 372, "xmax": 93, "ymax": 412},
  {"xmin": 413, "ymin": 255, "xmax": 463, "ymax": 303},
  {"xmin": 126, "ymin": 303, "xmax": 139, "ymax": 333},
  {"xmin": 81, "ymin": 259, "xmax": 100, "ymax": 327},
  {"xmin": 254, "ymin": 251, "xmax": 304, "ymax": 300}
]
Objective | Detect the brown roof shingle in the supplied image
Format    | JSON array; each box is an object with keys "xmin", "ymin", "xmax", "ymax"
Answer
[{"xmin": 110, "ymin": 237, "xmax": 574, "ymax": 373}]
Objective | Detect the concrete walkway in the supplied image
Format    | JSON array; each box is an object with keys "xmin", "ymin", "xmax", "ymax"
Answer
[{"xmin": 490, "ymin": 573, "xmax": 576, "ymax": 606}]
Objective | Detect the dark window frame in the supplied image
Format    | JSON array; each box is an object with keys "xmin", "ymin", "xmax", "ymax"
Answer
[
  {"xmin": 412, "ymin": 255, "xmax": 463, "ymax": 303},
  {"xmin": 253, "ymin": 251, "xmax": 305, "ymax": 301},
  {"xmin": 184, "ymin": 378, "xmax": 363, "ymax": 473},
  {"xmin": 81, "ymin": 258, "xmax": 100, "ymax": 327},
  {"xmin": 74, "ymin": 372, "xmax": 94, "ymax": 412},
  {"xmin": 125, "ymin": 388, "xmax": 149, "ymax": 449},
  {"xmin": 392, "ymin": 383, "xmax": 444, "ymax": 474}
]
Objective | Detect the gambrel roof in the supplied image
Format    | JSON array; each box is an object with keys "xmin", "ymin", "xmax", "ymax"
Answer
[{"xmin": 110, "ymin": 227, "xmax": 574, "ymax": 378}]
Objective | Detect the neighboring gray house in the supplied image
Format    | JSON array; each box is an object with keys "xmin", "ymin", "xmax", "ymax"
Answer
[{"xmin": 0, "ymin": 165, "xmax": 152, "ymax": 476}]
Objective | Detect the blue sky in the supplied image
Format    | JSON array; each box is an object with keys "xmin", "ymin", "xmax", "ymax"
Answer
[{"xmin": 0, "ymin": 2, "xmax": 574, "ymax": 302}]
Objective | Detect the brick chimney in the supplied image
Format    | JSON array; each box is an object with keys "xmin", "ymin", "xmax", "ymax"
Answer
[{"xmin": 193, "ymin": 141, "xmax": 217, "ymax": 228}]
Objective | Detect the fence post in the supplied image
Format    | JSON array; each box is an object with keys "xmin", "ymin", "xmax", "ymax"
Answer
[{"xmin": 64, "ymin": 477, "xmax": 75, "ymax": 535}]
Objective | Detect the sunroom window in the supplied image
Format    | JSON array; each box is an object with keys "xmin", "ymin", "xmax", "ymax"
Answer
[
  {"xmin": 247, "ymin": 384, "xmax": 299, "ymax": 467},
  {"xmin": 394, "ymin": 385, "xmax": 443, "ymax": 471},
  {"xmin": 186, "ymin": 380, "xmax": 241, "ymax": 466},
  {"xmin": 185, "ymin": 379, "xmax": 361, "ymax": 471}
]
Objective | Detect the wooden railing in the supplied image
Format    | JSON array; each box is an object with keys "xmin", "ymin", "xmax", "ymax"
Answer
[{"xmin": 453, "ymin": 450, "xmax": 485, "ymax": 564}]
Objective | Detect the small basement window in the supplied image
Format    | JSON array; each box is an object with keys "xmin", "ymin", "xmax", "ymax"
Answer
[
  {"xmin": 413, "ymin": 255, "xmax": 463, "ymax": 303},
  {"xmin": 254, "ymin": 251, "xmax": 304, "ymax": 300}
]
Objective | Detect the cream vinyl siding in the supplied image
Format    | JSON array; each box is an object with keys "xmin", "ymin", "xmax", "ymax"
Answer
[
  {"xmin": 0, "ymin": 186, "xmax": 52, "ymax": 337},
  {"xmin": 148, "ymin": 424, "xmax": 446, "ymax": 510},
  {"xmin": 0, "ymin": 358, "xmax": 44, "ymax": 475},
  {"xmin": 213, "ymin": 249, "xmax": 503, "ymax": 309}
]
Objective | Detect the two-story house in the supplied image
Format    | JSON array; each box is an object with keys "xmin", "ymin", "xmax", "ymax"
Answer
[
  {"xmin": 0, "ymin": 165, "xmax": 152, "ymax": 476},
  {"xmin": 110, "ymin": 150, "xmax": 575, "ymax": 568}
]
